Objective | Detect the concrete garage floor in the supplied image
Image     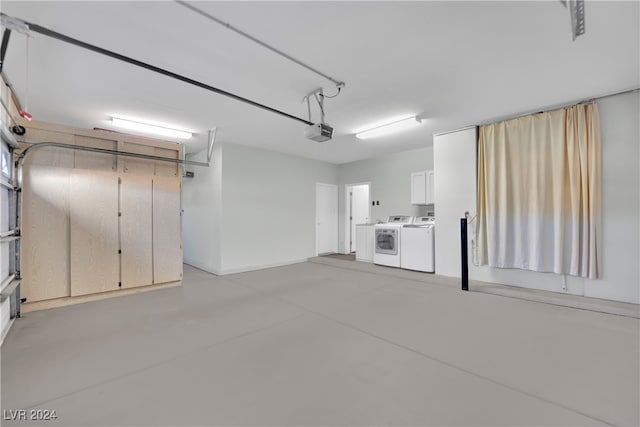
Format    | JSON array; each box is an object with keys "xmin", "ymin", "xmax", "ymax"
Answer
[{"xmin": 1, "ymin": 262, "xmax": 638, "ymax": 426}]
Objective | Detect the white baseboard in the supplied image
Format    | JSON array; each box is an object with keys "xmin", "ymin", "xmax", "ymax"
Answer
[
  {"xmin": 183, "ymin": 259, "xmax": 220, "ymax": 275},
  {"xmin": 215, "ymin": 258, "xmax": 308, "ymax": 276}
]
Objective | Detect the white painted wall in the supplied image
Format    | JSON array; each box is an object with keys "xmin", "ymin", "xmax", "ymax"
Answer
[
  {"xmin": 337, "ymin": 147, "xmax": 433, "ymax": 253},
  {"xmin": 218, "ymin": 143, "xmax": 337, "ymax": 274},
  {"xmin": 433, "ymin": 127, "xmax": 477, "ymax": 278},
  {"xmin": 182, "ymin": 145, "xmax": 223, "ymax": 273},
  {"xmin": 183, "ymin": 142, "xmax": 337, "ymax": 274},
  {"xmin": 433, "ymin": 91, "xmax": 639, "ymax": 304},
  {"xmin": 583, "ymin": 91, "xmax": 639, "ymax": 303}
]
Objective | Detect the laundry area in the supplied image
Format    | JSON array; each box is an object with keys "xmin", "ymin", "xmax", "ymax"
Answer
[{"xmin": 0, "ymin": 2, "xmax": 639, "ymax": 426}]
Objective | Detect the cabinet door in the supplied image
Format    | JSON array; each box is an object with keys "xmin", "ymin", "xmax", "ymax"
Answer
[
  {"xmin": 356, "ymin": 226, "xmax": 366, "ymax": 259},
  {"xmin": 356, "ymin": 226, "xmax": 375, "ymax": 262},
  {"xmin": 74, "ymin": 135, "xmax": 117, "ymax": 171},
  {"xmin": 364, "ymin": 226, "xmax": 375, "ymax": 261},
  {"xmin": 426, "ymin": 170, "xmax": 435, "ymax": 205},
  {"xmin": 21, "ymin": 166, "xmax": 71, "ymax": 301},
  {"xmin": 70, "ymin": 170, "xmax": 120, "ymax": 296},
  {"xmin": 152, "ymin": 177, "xmax": 182, "ymax": 284},
  {"xmin": 411, "ymin": 171, "xmax": 427, "ymax": 205},
  {"xmin": 122, "ymin": 141, "xmax": 155, "ymax": 175},
  {"xmin": 121, "ymin": 175, "xmax": 153, "ymax": 288}
]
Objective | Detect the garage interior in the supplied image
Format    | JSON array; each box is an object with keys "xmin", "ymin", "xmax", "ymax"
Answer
[{"xmin": 0, "ymin": 1, "xmax": 638, "ymax": 426}]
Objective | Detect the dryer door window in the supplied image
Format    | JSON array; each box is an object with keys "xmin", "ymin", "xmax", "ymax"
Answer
[{"xmin": 375, "ymin": 229, "xmax": 397, "ymax": 255}]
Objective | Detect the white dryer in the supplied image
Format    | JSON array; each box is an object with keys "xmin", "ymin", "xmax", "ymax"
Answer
[
  {"xmin": 400, "ymin": 216, "xmax": 435, "ymax": 272},
  {"xmin": 373, "ymin": 215, "xmax": 413, "ymax": 267}
]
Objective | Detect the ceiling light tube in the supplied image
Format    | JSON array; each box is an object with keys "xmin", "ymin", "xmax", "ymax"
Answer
[
  {"xmin": 111, "ymin": 117, "xmax": 192, "ymax": 139},
  {"xmin": 355, "ymin": 115, "xmax": 423, "ymax": 140}
]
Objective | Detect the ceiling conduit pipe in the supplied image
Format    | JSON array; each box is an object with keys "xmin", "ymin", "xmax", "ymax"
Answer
[{"xmin": 174, "ymin": 1, "xmax": 346, "ymax": 89}]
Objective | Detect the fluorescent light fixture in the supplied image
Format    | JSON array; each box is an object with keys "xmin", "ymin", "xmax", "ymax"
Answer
[
  {"xmin": 111, "ymin": 117, "xmax": 192, "ymax": 139},
  {"xmin": 355, "ymin": 115, "xmax": 423, "ymax": 140}
]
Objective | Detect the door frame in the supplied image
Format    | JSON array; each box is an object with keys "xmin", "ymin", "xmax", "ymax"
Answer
[
  {"xmin": 315, "ymin": 182, "xmax": 338, "ymax": 256},
  {"xmin": 344, "ymin": 182, "xmax": 371, "ymax": 254}
]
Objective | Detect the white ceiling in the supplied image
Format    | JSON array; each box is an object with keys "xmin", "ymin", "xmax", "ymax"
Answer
[{"xmin": 1, "ymin": 1, "xmax": 638, "ymax": 164}]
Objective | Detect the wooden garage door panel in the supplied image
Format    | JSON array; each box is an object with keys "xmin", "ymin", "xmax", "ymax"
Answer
[
  {"xmin": 122, "ymin": 141, "xmax": 155, "ymax": 175},
  {"xmin": 22, "ymin": 129, "xmax": 75, "ymax": 168},
  {"xmin": 73, "ymin": 135, "xmax": 117, "ymax": 171},
  {"xmin": 70, "ymin": 170, "xmax": 120, "ymax": 296},
  {"xmin": 154, "ymin": 147, "xmax": 179, "ymax": 177},
  {"xmin": 153, "ymin": 177, "xmax": 182, "ymax": 284},
  {"xmin": 121, "ymin": 175, "xmax": 153, "ymax": 288},
  {"xmin": 21, "ymin": 166, "xmax": 71, "ymax": 302}
]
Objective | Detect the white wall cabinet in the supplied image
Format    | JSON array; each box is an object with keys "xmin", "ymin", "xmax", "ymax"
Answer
[
  {"xmin": 355, "ymin": 224, "xmax": 375, "ymax": 262},
  {"xmin": 411, "ymin": 170, "xmax": 434, "ymax": 205}
]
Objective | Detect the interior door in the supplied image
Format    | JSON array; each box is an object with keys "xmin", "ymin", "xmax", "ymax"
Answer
[
  {"xmin": 316, "ymin": 183, "xmax": 338, "ymax": 255},
  {"xmin": 350, "ymin": 184, "xmax": 370, "ymax": 252}
]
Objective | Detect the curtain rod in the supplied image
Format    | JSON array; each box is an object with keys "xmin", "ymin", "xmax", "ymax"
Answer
[
  {"xmin": 476, "ymin": 87, "xmax": 639, "ymax": 127},
  {"xmin": 435, "ymin": 87, "xmax": 639, "ymax": 136}
]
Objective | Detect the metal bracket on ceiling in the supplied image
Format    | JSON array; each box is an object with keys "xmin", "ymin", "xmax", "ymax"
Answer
[
  {"xmin": 0, "ymin": 14, "xmax": 30, "ymax": 35},
  {"xmin": 303, "ymin": 88, "xmax": 326, "ymax": 125},
  {"xmin": 559, "ymin": 0, "xmax": 585, "ymax": 41},
  {"xmin": 0, "ymin": 15, "xmax": 32, "ymax": 75},
  {"xmin": 207, "ymin": 127, "xmax": 216, "ymax": 162}
]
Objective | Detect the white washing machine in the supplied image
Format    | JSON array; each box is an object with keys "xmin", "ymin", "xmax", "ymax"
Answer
[
  {"xmin": 373, "ymin": 215, "xmax": 413, "ymax": 267},
  {"xmin": 400, "ymin": 216, "xmax": 435, "ymax": 272}
]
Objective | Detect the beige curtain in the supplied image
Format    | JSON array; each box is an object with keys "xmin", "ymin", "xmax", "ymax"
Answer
[{"xmin": 476, "ymin": 102, "xmax": 601, "ymax": 279}]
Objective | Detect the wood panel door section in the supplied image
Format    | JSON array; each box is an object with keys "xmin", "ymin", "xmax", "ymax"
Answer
[
  {"xmin": 154, "ymin": 146, "xmax": 179, "ymax": 177},
  {"xmin": 73, "ymin": 135, "xmax": 117, "ymax": 171},
  {"xmin": 122, "ymin": 141, "xmax": 155, "ymax": 175},
  {"xmin": 70, "ymin": 170, "xmax": 120, "ymax": 296},
  {"xmin": 120, "ymin": 175, "xmax": 153, "ymax": 288},
  {"xmin": 20, "ymin": 166, "xmax": 71, "ymax": 302},
  {"xmin": 152, "ymin": 177, "xmax": 182, "ymax": 284},
  {"xmin": 22, "ymin": 128, "xmax": 75, "ymax": 168}
]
